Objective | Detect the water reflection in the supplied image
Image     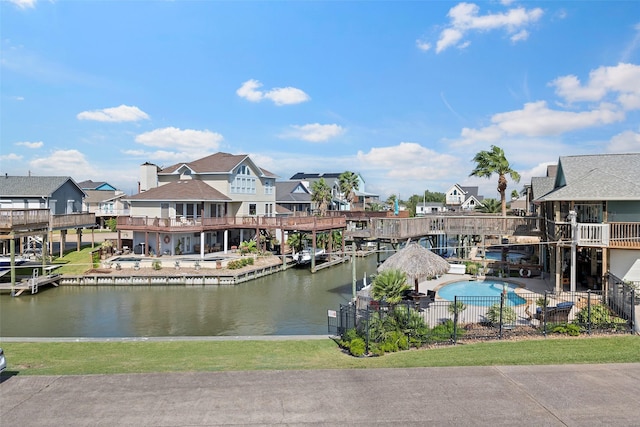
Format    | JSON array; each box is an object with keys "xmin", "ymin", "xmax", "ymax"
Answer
[{"xmin": 0, "ymin": 256, "xmax": 380, "ymax": 337}]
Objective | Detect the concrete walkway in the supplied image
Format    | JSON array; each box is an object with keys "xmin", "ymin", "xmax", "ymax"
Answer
[{"xmin": 2, "ymin": 364, "xmax": 640, "ymax": 426}]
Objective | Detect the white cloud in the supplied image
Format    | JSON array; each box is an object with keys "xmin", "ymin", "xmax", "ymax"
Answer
[
  {"xmin": 510, "ymin": 29, "xmax": 529, "ymax": 43},
  {"xmin": 0, "ymin": 153, "xmax": 23, "ymax": 161},
  {"xmin": 433, "ymin": 2, "xmax": 543, "ymax": 53},
  {"xmin": 8, "ymin": 0, "xmax": 36, "ymax": 9},
  {"xmin": 415, "ymin": 40, "xmax": 432, "ymax": 51},
  {"xmin": 456, "ymin": 63, "xmax": 640, "ymax": 147},
  {"xmin": 236, "ymin": 79, "xmax": 264, "ymax": 102},
  {"xmin": 264, "ymin": 86, "xmax": 311, "ymax": 106},
  {"xmin": 491, "ymin": 101, "xmax": 624, "ymax": 137},
  {"xmin": 551, "ymin": 63, "xmax": 640, "ymax": 109},
  {"xmin": 280, "ymin": 123, "xmax": 344, "ymax": 142},
  {"xmin": 16, "ymin": 141, "xmax": 43, "ymax": 149},
  {"xmin": 30, "ymin": 149, "xmax": 94, "ymax": 177},
  {"xmin": 357, "ymin": 142, "xmax": 459, "ymax": 181},
  {"xmin": 77, "ymin": 105, "xmax": 150, "ymax": 122},
  {"xmin": 135, "ymin": 127, "xmax": 223, "ymax": 156},
  {"xmin": 236, "ymin": 79, "xmax": 310, "ymax": 105},
  {"xmin": 606, "ymin": 130, "xmax": 640, "ymax": 152}
]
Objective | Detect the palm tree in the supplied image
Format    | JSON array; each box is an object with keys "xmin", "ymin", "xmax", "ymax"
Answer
[
  {"xmin": 469, "ymin": 145, "xmax": 520, "ymax": 217},
  {"xmin": 338, "ymin": 171, "xmax": 360, "ymax": 210},
  {"xmin": 476, "ymin": 198, "xmax": 501, "ymax": 213},
  {"xmin": 371, "ymin": 269, "xmax": 411, "ymax": 305},
  {"xmin": 286, "ymin": 232, "xmax": 308, "ymax": 253},
  {"xmin": 311, "ymin": 178, "xmax": 332, "ymax": 216}
]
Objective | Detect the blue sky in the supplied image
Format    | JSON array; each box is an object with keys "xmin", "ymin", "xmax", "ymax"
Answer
[{"xmin": 2, "ymin": 1, "xmax": 639, "ymax": 200}]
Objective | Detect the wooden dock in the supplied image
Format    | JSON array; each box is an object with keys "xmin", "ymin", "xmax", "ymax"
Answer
[{"xmin": 0, "ymin": 274, "xmax": 61, "ymax": 297}]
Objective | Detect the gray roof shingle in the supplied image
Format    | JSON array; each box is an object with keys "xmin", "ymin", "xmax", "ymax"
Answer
[
  {"xmin": 538, "ymin": 153, "xmax": 640, "ymax": 201},
  {"xmin": 0, "ymin": 176, "xmax": 77, "ymax": 197}
]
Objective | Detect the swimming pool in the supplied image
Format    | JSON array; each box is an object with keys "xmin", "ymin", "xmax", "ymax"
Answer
[{"xmin": 437, "ymin": 279, "xmax": 526, "ymax": 306}]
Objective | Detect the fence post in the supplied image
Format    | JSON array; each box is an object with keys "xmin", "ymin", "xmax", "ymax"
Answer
[
  {"xmin": 631, "ymin": 289, "xmax": 636, "ymax": 335},
  {"xmin": 499, "ymin": 292, "xmax": 505, "ymax": 339},
  {"xmin": 543, "ymin": 291, "xmax": 548, "ymax": 336},
  {"xmin": 587, "ymin": 290, "xmax": 592, "ymax": 335},
  {"xmin": 365, "ymin": 307, "xmax": 370, "ymax": 354},
  {"xmin": 453, "ymin": 296, "xmax": 458, "ymax": 344}
]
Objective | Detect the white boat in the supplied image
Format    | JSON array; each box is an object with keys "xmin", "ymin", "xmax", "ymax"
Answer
[
  {"xmin": 293, "ymin": 248, "xmax": 325, "ymax": 265},
  {"xmin": 0, "ymin": 256, "xmax": 28, "ymax": 268}
]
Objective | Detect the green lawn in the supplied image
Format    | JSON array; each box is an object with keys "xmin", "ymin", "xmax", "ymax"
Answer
[{"xmin": 1, "ymin": 335, "xmax": 638, "ymax": 376}]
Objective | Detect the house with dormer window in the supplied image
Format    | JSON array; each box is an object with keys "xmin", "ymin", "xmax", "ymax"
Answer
[
  {"xmin": 275, "ymin": 180, "xmax": 313, "ymax": 215},
  {"xmin": 445, "ymin": 184, "xmax": 484, "ymax": 212},
  {"xmin": 119, "ymin": 152, "xmax": 278, "ymax": 256}
]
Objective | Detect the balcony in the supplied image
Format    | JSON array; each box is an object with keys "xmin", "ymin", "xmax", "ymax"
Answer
[
  {"xmin": 95, "ymin": 208, "xmax": 130, "ymax": 217},
  {"xmin": 545, "ymin": 220, "xmax": 640, "ymax": 248},
  {"xmin": 50, "ymin": 212, "xmax": 96, "ymax": 230},
  {"xmin": 0, "ymin": 209, "xmax": 96, "ymax": 233},
  {"xmin": 0, "ymin": 209, "xmax": 50, "ymax": 233},
  {"xmin": 117, "ymin": 215, "xmax": 347, "ymax": 233}
]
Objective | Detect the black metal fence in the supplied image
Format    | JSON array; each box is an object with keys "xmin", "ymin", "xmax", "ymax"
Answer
[{"xmin": 329, "ymin": 285, "xmax": 635, "ymax": 354}]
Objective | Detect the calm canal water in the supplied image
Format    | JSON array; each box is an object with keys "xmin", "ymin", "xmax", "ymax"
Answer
[{"xmin": 0, "ymin": 256, "xmax": 381, "ymax": 337}]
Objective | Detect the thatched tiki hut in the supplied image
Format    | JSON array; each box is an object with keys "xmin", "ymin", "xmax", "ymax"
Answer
[{"xmin": 377, "ymin": 242, "xmax": 450, "ymax": 293}]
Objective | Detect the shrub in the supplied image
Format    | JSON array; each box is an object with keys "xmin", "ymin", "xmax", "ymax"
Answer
[
  {"xmin": 349, "ymin": 338, "xmax": 366, "ymax": 357},
  {"xmin": 152, "ymin": 260, "xmax": 162, "ymax": 270},
  {"xmin": 430, "ymin": 319, "xmax": 456, "ymax": 342},
  {"xmin": 485, "ymin": 303, "xmax": 517, "ymax": 325},
  {"xmin": 227, "ymin": 258, "xmax": 254, "ymax": 270},
  {"xmin": 574, "ymin": 304, "xmax": 611, "ymax": 326},
  {"xmin": 550, "ymin": 323, "xmax": 581, "ymax": 336}
]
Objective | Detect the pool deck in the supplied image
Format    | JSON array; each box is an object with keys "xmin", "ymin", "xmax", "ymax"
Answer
[{"xmin": 418, "ymin": 272, "xmax": 554, "ymax": 297}]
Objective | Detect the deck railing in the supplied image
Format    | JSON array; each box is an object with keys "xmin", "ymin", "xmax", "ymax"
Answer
[
  {"xmin": 545, "ymin": 220, "xmax": 640, "ymax": 248},
  {"xmin": 117, "ymin": 215, "xmax": 347, "ymax": 232},
  {"xmin": 50, "ymin": 212, "xmax": 96, "ymax": 230},
  {"xmin": 0, "ymin": 208, "xmax": 50, "ymax": 231}
]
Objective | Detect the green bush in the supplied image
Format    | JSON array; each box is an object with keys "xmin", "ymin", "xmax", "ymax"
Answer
[
  {"xmin": 105, "ymin": 218, "xmax": 117, "ymax": 232},
  {"xmin": 430, "ymin": 319, "xmax": 456, "ymax": 342},
  {"xmin": 485, "ymin": 303, "xmax": 517, "ymax": 325},
  {"xmin": 349, "ymin": 338, "xmax": 366, "ymax": 357},
  {"xmin": 152, "ymin": 260, "xmax": 162, "ymax": 270},
  {"xmin": 550, "ymin": 323, "xmax": 581, "ymax": 336},
  {"xmin": 227, "ymin": 258, "xmax": 254, "ymax": 270},
  {"xmin": 574, "ymin": 304, "xmax": 611, "ymax": 326}
]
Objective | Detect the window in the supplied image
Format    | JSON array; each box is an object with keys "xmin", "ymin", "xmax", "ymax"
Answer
[
  {"xmin": 264, "ymin": 180, "xmax": 274, "ymax": 195},
  {"xmin": 249, "ymin": 204, "xmax": 257, "ymax": 216},
  {"xmin": 231, "ymin": 164, "xmax": 256, "ymax": 194}
]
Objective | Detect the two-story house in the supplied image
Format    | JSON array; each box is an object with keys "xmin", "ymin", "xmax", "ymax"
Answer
[
  {"xmin": 79, "ymin": 180, "xmax": 130, "ymax": 229},
  {"xmin": 0, "ymin": 175, "xmax": 95, "ymax": 259},
  {"xmin": 275, "ymin": 180, "xmax": 313, "ymax": 215},
  {"xmin": 290, "ymin": 172, "xmax": 379, "ymax": 211},
  {"xmin": 119, "ymin": 152, "xmax": 279, "ymax": 256},
  {"xmin": 532, "ymin": 153, "xmax": 640, "ymax": 292},
  {"xmin": 445, "ymin": 184, "xmax": 483, "ymax": 212}
]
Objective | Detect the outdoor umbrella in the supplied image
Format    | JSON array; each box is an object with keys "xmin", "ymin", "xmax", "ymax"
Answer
[{"xmin": 377, "ymin": 242, "xmax": 450, "ymax": 293}]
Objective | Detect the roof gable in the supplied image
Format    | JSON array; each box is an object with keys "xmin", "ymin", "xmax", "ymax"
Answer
[
  {"xmin": 127, "ymin": 180, "xmax": 231, "ymax": 201},
  {"xmin": 0, "ymin": 176, "xmax": 82, "ymax": 198},
  {"xmin": 541, "ymin": 153, "xmax": 640, "ymax": 201}
]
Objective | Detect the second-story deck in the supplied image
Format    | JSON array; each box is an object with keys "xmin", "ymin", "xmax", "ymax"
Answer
[
  {"xmin": 117, "ymin": 215, "xmax": 348, "ymax": 233},
  {"xmin": 546, "ymin": 221, "xmax": 640, "ymax": 249},
  {"xmin": 0, "ymin": 209, "xmax": 96, "ymax": 236}
]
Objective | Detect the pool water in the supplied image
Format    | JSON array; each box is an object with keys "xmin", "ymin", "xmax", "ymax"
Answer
[{"xmin": 438, "ymin": 279, "xmax": 526, "ymax": 306}]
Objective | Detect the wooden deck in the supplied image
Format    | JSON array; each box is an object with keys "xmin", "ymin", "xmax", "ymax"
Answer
[{"xmin": 0, "ymin": 274, "xmax": 61, "ymax": 296}]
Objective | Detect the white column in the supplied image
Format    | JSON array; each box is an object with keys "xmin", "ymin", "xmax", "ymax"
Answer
[
  {"xmin": 200, "ymin": 231, "xmax": 205, "ymax": 259},
  {"xmin": 223, "ymin": 230, "xmax": 229, "ymax": 254}
]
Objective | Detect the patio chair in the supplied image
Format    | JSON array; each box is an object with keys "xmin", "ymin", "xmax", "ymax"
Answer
[{"xmin": 535, "ymin": 301, "xmax": 574, "ymax": 323}]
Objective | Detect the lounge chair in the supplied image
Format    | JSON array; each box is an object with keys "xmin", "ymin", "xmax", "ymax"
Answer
[{"xmin": 535, "ymin": 301, "xmax": 574, "ymax": 323}]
